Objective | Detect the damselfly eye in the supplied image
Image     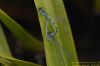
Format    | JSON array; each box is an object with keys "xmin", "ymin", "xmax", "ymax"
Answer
[{"xmin": 39, "ymin": 7, "xmax": 48, "ymax": 17}]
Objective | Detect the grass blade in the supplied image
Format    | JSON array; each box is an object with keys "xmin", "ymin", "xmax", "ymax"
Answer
[
  {"xmin": 34, "ymin": 0, "xmax": 79, "ymax": 66},
  {"xmin": 0, "ymin": 9, "xmax": 43, "ymax": 52},
  {"xmin": 0, "ymin": 24, "xmax": 12, "ymax": 58}
]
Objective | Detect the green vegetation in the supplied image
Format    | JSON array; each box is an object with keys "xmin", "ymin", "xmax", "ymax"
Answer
[
  {"xmin": 0, "ymin": 0, "xmax": 79, "ymax": 66},
  {"xmin": 34, "ymin": 0, "xmax": 79, "ymax": 66}
]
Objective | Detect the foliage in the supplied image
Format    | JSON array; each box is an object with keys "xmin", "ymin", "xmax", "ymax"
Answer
[
  {"xmin": 0, "ymin": 0, "xmax": 79, "ymax": 66},
  {"xmin": 34, "ymin": 0, "xmax": 79, "ymax": 66}
]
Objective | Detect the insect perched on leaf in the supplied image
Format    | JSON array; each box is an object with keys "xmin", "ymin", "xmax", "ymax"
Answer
[{"xmin": 39, "ymin": 7, "xmax": 58, "ymax": 41}]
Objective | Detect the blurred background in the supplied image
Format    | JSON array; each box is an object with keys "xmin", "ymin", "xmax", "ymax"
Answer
[{"xmin": 0, "ymin": 0, "xmax": 100, "ymax": 66}]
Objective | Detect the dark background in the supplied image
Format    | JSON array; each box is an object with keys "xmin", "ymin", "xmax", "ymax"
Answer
[{"xmin": 0, "ymin": 0, "xmax": 100, "ymax": 65}]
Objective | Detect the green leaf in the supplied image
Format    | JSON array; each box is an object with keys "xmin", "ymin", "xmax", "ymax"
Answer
[
  {"xmin": 34, "ymin": 0, "xmax": 79, "ymax": 66},
  {"xmin": 0, "ymin": 57, "xmax": 41, "ymax": 66},
  {"xmin": 0, "ymin": 25, "xmax": 12, "ymax": 58},
  {"xmin": 0, "ymin": 24, "xmax": 41, "ymax": 66},
  {"xmin": 0, "ymin": 9, "xmax": 43, "ymax": 52}
]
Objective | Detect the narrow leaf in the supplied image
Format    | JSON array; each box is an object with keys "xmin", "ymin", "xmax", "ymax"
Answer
[
  {"xmin": 0, "ymin": 9, "xmax": 43, "ymax": 52},
  {"xmin": 34, "ymin": 0, "xmax": 79, "ymax": 66},
  {"xmin": 0, "ymin": 24, "xmax": 12, "ymax": 58}
]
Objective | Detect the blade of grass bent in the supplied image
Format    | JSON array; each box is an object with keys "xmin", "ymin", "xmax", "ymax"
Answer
[
  {"xmin": 0, "ymin": 9, "xmax": 43, "ymax": 52},
  {"xmin": 34, "ymin": 0, "xmax": 79, "ymax": 66},
  {"xmin": 0, "ymin": 57, "xmax": 42, "ymax": 66}
]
